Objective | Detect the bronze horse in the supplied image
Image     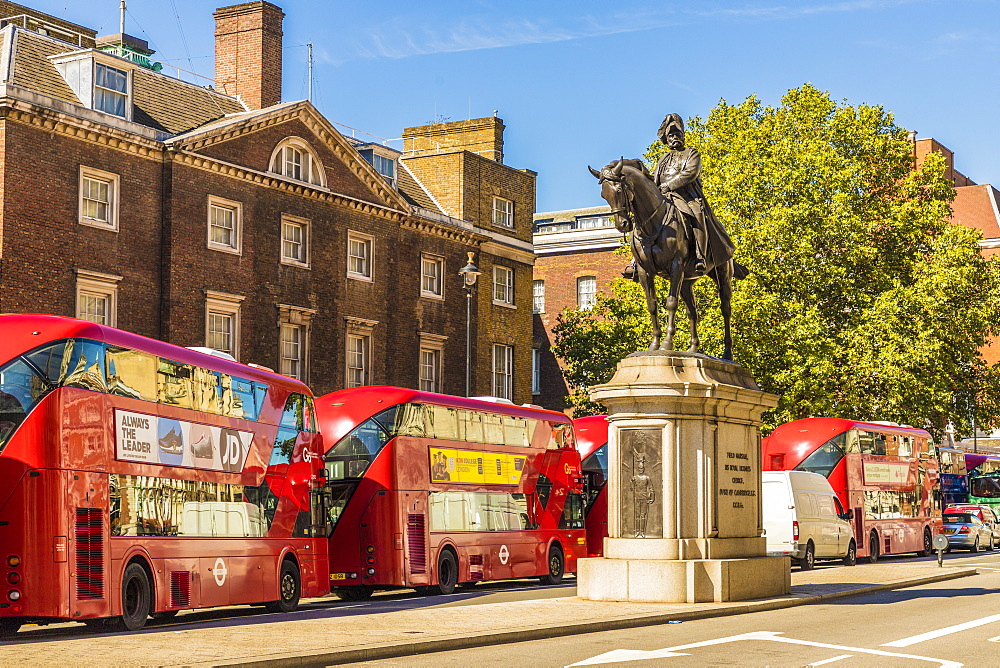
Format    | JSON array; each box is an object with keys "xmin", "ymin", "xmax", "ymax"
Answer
[{"xmin": 590, "ymin": 158, "xmax": 742, "ymax": 360}]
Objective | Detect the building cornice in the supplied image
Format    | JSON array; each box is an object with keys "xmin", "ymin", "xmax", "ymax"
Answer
[
  {"xmin": 170, "ymin": 149, "xmax": 409, "ymax": 222},
  {"xmin": 402, "ymin": 215, "xmax": 481, "ymax": 245},
  {"xmin": 0, "ymin": 91, "xmax": 165, "ymax": 156},
  {"xmin": 480, "ymin": 240, "xmax": 536, "ymax": 266}
]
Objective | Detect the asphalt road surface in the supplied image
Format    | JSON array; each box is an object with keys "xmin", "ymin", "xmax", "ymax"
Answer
[{"xmin": 348, "ymin": 552, "xmax": 1000, "ymax": 668}]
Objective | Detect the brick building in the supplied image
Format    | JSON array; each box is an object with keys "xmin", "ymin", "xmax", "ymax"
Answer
[
  {"xmin": 532, "ymin": 138, "xmax": 1000, "ymax": 411},
  {"xmin": 0, "ymin": 1, "xmax": 537, "ymax": 403},
  {"xmin": 531, "ymin": 206, "xmax": 619, "ymax": 411}
]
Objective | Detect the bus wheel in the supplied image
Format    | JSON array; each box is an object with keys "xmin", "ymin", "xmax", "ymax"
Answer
[
  {"xmin": 264, "ymin": 560, "xmax": 301, "ymax": 613},
  {"xmin": 112, "ymin": 562, "xmax": 153, "ymax": 632},
  {"xmin": 867, "ymin": 531, "xmax": 880, "ymax": 564},
  {"xmin": 540, "ymin": 545, "xmax": 565, "ymax": 585},
  {"xmin": 798, "ymin": 541, "xmax": 816, "ymax": 571},
  {"xmin": 0, "ymin": 618, "xmax": 21, "ymax": 638},
  {"xmin": 436, "ymin": 549, "xmax": 458, "ymax": 595},
  {"xmin": 916, "ymin": 528, "xmax": 933, "ymax": 557},
  {"xmin": 843, "ymin": 539, "xmax": 857, "ymax": 567},
  {"xmin": 334, "ymin": 585, "xmax": 374, "ymax": 601}
]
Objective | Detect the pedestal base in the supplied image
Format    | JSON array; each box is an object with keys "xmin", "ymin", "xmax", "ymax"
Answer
[{"xmin": 577, "ymin": 555, "xmax": 790, "ymax": 603}]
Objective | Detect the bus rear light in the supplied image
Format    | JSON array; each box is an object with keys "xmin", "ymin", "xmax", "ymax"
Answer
[
  {"xmin": 7, "ymin": 590, "xmax": 20, "ymax": 602},
  {"xmin": 792, "ymin": 521, "xmax": 799, "ymax": 542},
  {"xmin": 6, "ymin": 556, "xmax": 19, "ymax": 568},
  {"xmin": 366, "ymin": 568, "xmax": 375, "ymax": 576},
  {"xmin": 7, "ymin": 573, "xmax": 19, "ymax": 585},
  {"xmin": 367, "ymin": 557, "xmax": 375, "ymax": 564},
  {"xmin": 366, "ymin": 545, "xmax": 375, "ymax": 554}
]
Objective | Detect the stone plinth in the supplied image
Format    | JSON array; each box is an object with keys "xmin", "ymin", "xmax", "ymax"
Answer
[{"xmin": 577, "ymin": 351, "xmax": 790, "ymax": 603}]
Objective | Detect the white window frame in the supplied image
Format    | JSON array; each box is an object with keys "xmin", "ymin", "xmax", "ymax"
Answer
[
  {"xmin": 278, "ymin": 304, "xmax": 317, "ymax": 382},
  {"xmin": 418, "ymin": 332, "xmax": 447, "ymax": 393},
  {"xmin": 280, "ymin": 323, "xmax": 304, "ymax": 380},
  {"xmin": 205, "ymin": 291, "xmax": 244, "ymax": 360},
  {"xmin": 532, "ymin": 280, "xmax": 545, "ymax": 314},
  {"xmin": 345, "ymin": 316, "xmax": 378, "ymax": 388},
  {"xmin": 347, "ymin": 231, "xmax": 374, "ymax": 282},
  {"xmin": 93, "ymin": 62, "xmax": 129, "ymax": 119},
  {"xmin": 532, "ymin": 349, "xmax": 541, "ymax": 395},
  {"xmin": 75, "ymin": 269, "xmax": 122, "ymax": 327},
  {"xmin": 420, "ymin": 253, "xmax": 445, "ymax": 299},
  {"xmin": 577, "ymin": 276, "xmax": 597, "ymax": 309},
  {"xmin": 78, "ymin": 166, "xmax": 120, "ymax": 231},
  {"xmin": 269, "ymin": 137, "xmax": 327, "ymax": 187},
  {"xmin": 207, "ymin": 195, "xmax": 242, "ymax": 254},
  {"xmin": 280, "ymin": 215, "xmax": 310, "ymax": 268},
  {"xmin": 492, "ymin": 196, "xmax": 514, "ymax": 228},
  {"xmin": 492, "ymin": 344, "xmax": 513, "ymax": 400},
  {"xmin": 493, "ymin": 266, "xmax": 515, "ymax": 307}
]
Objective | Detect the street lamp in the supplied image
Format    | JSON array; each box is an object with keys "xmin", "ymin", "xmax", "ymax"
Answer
[{"xmin": 458, "ymin": 252, "xmax": 481, "ymax": 397}]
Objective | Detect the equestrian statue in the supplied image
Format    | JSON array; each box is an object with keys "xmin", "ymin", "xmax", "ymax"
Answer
[{"xmin": 589, "ymin": 113, "xmax": 747, "ymax": 360}]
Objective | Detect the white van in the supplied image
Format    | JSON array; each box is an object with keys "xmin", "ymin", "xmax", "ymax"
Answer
[{"xmin": 762, "ymin": 470, "xmax": 856, "ymax": 570}]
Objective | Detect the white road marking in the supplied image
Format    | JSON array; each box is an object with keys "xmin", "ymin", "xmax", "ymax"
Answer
[
  {"xmin": 882, "ymin": 612, "xmax": 1000, "ymax": 647},
  {"xmin": 987, "ymin": 636, "xmax": 1000, "ymax": 643},
  {"xmin": 808, "ymin": 655, "xmax": 853, "ymax": 666},
  {"xmin": 568, "ymin": 631, "xmax": 960, "ymax": 667}
]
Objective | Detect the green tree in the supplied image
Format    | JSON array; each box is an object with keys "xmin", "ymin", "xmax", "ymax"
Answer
[{"xmin": 554, "ymin": 84, "xmax": 1000, "ymax": 435}]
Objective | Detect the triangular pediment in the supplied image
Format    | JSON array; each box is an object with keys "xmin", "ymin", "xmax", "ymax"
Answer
[{"xmin": 166, "ymin": 101, "xmax": 412, "ymax": 212}]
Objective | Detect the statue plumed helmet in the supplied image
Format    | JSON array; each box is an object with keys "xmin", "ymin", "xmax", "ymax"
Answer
[{"xmin": 658, "ymin": 113, "xmax": 684, "ymax": 143}]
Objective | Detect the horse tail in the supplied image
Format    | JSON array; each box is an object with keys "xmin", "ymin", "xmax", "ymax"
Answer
[{"xmin": 732, "ymin": 260, "xmax": 750, "ymax": 280}]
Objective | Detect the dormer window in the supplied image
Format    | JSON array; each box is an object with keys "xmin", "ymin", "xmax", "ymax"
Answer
[
  {"xmin": 51, "ymin": 51, "xmax": 136, "ymax": 122},
  {"xmin": 356, "ymin": 144, "xmax": 400, "ymax": 188},
  {"xmin": 269, "ymin": 138, "xmax": 326, "ymax": 187},
  {"xmin": 95, "ymin": 63, "xmax": 128, "ymax": 117}
]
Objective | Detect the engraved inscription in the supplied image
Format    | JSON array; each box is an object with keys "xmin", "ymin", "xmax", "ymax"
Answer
[
  {"xmin": 719, "ymin": 450, "xmax": 755, "ymax": 509},
  {"xmin": 619, "ymin": 429, "xmax": 662, "ymax": 538}
]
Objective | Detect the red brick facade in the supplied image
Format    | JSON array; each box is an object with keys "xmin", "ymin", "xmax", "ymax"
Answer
[{"xmin": 0, "ymin": 2, "xmax": 537, "ymax": 404}]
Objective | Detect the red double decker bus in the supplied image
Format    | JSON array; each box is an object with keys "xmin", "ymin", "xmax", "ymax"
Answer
[
  {"xmin": 762, "ymin": 417, "xmax": 942, "ymax": 562},
  {"xmin": 573, "ymin": 415, "xmax": 609, "ymax": 558},
  {"xmin": 315, "ymin": 387, "xmax": 586, "ymax": 599},
  {"xmin": 0, "ymin": 315, "xmax": 328, "ymax": 636}
]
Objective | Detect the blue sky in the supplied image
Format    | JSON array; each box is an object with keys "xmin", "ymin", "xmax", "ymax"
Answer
[{"xmin": 39, "ymin": 0, "xmax": 1000, "ymax": 212}]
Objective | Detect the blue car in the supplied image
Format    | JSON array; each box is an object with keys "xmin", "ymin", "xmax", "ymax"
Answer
[{"xmin": 942, "ymin": 512, "xmax": 995, "ymax": 552}]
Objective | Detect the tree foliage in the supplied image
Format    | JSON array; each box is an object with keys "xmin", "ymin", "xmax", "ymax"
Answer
[{"xmin": 554, "ymin": 84, "xmax": 1000, "ymax": 436}]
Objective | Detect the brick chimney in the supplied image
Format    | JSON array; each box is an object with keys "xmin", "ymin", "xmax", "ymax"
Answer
[
  {"xmin": 213, "ymin": 2, "xmax": 284, "ymax": 110},
  {"xmin": 403, "ymin": 117, "xmax": 505, "ymax": 163}
]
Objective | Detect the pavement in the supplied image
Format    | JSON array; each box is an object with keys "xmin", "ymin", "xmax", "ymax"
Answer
[{"xmin": 0, "ymin": 559, "xmax": 979, "ymax": 667}]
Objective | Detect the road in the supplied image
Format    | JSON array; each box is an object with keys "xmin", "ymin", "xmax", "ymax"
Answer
[{"xmin": 348, "ymin": 552, "xmax": 1000, "ymax": 667}]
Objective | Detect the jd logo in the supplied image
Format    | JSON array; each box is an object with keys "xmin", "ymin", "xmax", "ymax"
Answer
[
  {"xmin": 220, "ymin": 430, "xmax": 243, "ymax": 472},
  {"xmin": 213, "ymin": 557, "xmax": 228, "ymax": 586}
]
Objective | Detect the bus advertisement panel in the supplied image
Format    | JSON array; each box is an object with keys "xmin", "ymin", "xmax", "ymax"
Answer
[
  {"xmin": 0, "ymin": 315, "xmax": 328, "ymax": 636},
  {"xmin": 762, "ymin": 417, "xmax": 942, "ymax": 563},
  {"xmin": 315, "ymin": 387, "xmax": 586, "ymax": 600},
  {"xmin": 573, "ymin": 415, "xmax": 609, "ymax": 558}
]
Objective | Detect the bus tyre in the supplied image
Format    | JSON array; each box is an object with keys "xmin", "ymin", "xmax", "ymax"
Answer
[
  {"xmin": 799, "ymin": 541, "xmax": 816, "ymax": 571},
  {"xmin": 265, "ymin": 561, "xmax": 300, "ymax": 613},
  {"xmin": 867, "ymin": 531, "xmax": 880, "ymax": 564},
  {"xmin": 843, "ymin": 539, "xmax": 857, "ymax": 567},
  {"xmin": 0, "ymin": 618, "xmax": 21, "ymax": 638},
  {"xmin": 916, "ymin": 528, "xmax": 932, "ymax": 557},
  {"xmin": 436, "ymin": 549, "xmax": 458, "ymax": 595},
  {"xmin": 334, "ymin": 585, "xmax": 374, "ymax": 601},
  {"xmin": 540, "ymin": 545, "xmax": 565, "ymax": 585},
  {"xmin": 112, "ymin": 562, "xmax": 153, "ymax": 632}
]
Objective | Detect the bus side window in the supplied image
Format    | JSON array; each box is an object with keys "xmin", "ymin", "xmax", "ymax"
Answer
[
  {"xmin": 106, "ymin": 346, "xmax": 157, "ymax": 401},
  {"xmin": 157, "ymin": 359, "xmax": 193, "ymax": 409},
  {"xmin": 59, "ymin": 340, "xmax": 107, "ymax": 392},
  {"xmin": 857, "ymin": 431, "xmax": 875, "ymax": 454},
  {"xmin": 559, "ymin": 492, "xmax": 585, "ymax": 529},
  {"xmin": 874, "ymin": 433, "xmax": 887, "ymax": 456}
]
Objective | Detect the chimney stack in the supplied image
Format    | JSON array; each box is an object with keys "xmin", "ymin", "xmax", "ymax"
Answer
[{"xmin": 213, "ymin": 1, "xmax": 284, "ymax": 110}]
